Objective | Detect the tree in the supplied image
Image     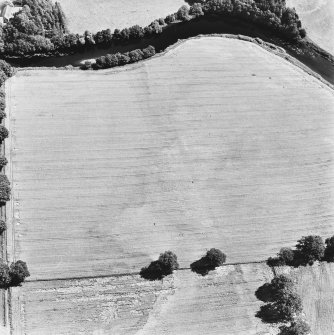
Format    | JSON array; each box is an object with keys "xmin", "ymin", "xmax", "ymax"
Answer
[
  {"xmin": 0, "ymin": 156, "xmax": 7, "ymax": 168},
  {"xmin": 190, "ymin": 3, "xmax": 204, "ymax": 17},
  {"xmin": 9, "ymin": 260, "xmax": 30, "ymax": 286},
  {"xmin": 279, "ymin": 319, "xmax": 311, "ymax": 335},
  {"xmin": 142, "ymin": 45, "xmax": 156, "ymax": 58},
  {"xmin": 296, "ymin": 235, "xmax": 325, "ymax": 265},
  {"xmin": 140, "ymin": 251, "xmax": 179, "ymax": 281},
  {"xmin": 129, "ymin": 49, "xmax": 144, "ymax": 63},
  {"xmin": 324, "ymin": 235, "xmax": 334, "ymax": 262},
  {"xmin": 0, "ymin": 174, "xmax": 10, "ymax": 202},
  {"xmin": 278, "ymin": 247, "xmax": 295, "ymax": 266},
  {"xmin": 177, "ymin": 5, "xmax": 191, "ymax": 21},
  {"xmin": 129, "ymin": 25, "xmax": 144, "ymax": 39},
  {"xmin": 299, "ymin": 28, "xmax": 306, "ymax": 39},
  {"xmin": 0, "ymin": 125, "xmax": 9, "ymax": 142},
  {"xmin": 0, "ymin": 219, "xmax": 6, "ymax": 235},
  {"xmin": 0, "ymin": 71, "xmax": 7, "ymax": 87},
  {"xmin": 0, "ymin": 60, "xmax": 14, "ymax": 78},
  {"xmin": 0, "ymin": 260, "xmax": 10, "ymax": 288},
  {"xmin": 165, "ymin": 13, "xmax": 177, "ymax": 24},
  {"xmin": 158, "ymin": 251, "xmax": 179, "ymax": 275},
  {"xmin": 191, "ymin": 248, "xmax": 226, "ymax": 275}
]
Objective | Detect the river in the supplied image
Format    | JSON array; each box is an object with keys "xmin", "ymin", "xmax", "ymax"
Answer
[{"xmin": 6, "ymin": 15, "xmax": 334, "ymax": 85}]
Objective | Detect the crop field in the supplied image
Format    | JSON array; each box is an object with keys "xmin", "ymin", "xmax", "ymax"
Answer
[
  {"xmin": 287, "ymin": 0, "xmax": 334, "ymax": 55},
  {"xmin": 57, "ymin": 0, "xmax": 185, "ymax": 33},
  {"xmin": 10, "ymin": 263, "xmax": 275, "ymax": 335},
  {"xmin": 275, "ymin": 262, "xmax": 334, "ymax": 335},
  {"xmin": 6, "ymin": 37, "xmax": 334, "ymax": 282}
]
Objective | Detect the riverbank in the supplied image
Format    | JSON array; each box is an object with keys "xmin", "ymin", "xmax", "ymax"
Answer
[{"xmin": 5, "ymin": 15, "xmax": 334, "ymax": 86}]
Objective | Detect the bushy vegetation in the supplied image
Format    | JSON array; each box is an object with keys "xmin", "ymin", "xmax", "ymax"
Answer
[
  {"xmin": 267, "ymin": 235, "xmax": 326, "ymax": 267},
  {"xmin": 324, "ymin": 235, "xmax": 334, "ymax": 262},
  {"xmin": 256, "ymin": 274, "xmax": 305, "ymax": 327},
  {"xmin": 85, "ymin": 46, "xmax": 156, "ymax": 70},
  {"xmin": 190, "ymin": 248, "xmax": 226, "ymax": 275},
  {"xmin": 0, "ymin": 125, "xmax": 9, "ymax": 142},
  {"xmin": 0, "ymin": 0, "xmax": 68, "ymax": 56},
  {"xmin": 279, "ymin": 319, "xmax": 311, "ymax": 335},
  {"xmin": 0, "ymin": 174, "xmax": 10, "ymax": 203},
  {"xmin": 1, "ymin": 0, "xmax": 306, "ymax": 57},
  {"xmin": 0, "ymin": 156, "xmax": 8, "ymax": 168},
  {"xmin": 140, "ymin": 251, "xmax": 179, "ymax": 281},
  {"xmin": 0, "ymin": 259, "xmax": 30, "ymax": 288},
  {"xmin": 0, "ymin": 219, "xmax": 6, "ymax": 235}
]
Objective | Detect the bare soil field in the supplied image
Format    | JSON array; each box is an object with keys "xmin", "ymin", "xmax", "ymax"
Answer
[
  {"xmin": 5, "ymin": 37, "xmax": 334, "ymax": 281},
  {"xmin": 10, "ymin": 263, "xmax": 274, "ymax": 335},
  {"xmin": 57, "ymin": 0, "xmax": 185, "ymax": 33},
  {"xmin": 287, "ymin": 0, "xmax": 334, "ymax": 55}
]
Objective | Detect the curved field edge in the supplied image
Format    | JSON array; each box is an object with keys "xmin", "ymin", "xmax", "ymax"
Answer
[{"xmin": 20, "ymin": 34, "xmax": 334, "ymax": 90}]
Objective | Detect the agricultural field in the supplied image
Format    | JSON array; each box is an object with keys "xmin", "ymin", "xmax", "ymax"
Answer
[
  {"xmin": 287, "ymin": 0, "xmax": 334, "ymax": 55},
  {"xmin": 5, "ymin": 37, "xmax": 334, "ymax": 282},
  {"xmin": 57, "ymin": 0, "xmax": 185, "ymax": 33},
  {"xmin": 275, "ymin": 262, "xmax": 334, "ymax": 335},
  {"xmin": 4, "ymin": 36, "xmax": 334, "ymax": 333},
  {"xmin": 10, "ymin": 263, "xmax": 275, "ymax": 335}
]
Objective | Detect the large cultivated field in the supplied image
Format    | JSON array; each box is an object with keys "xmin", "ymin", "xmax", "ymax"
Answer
[
  {"xmin": 57, "ymin": 0, "xmax": 185, "ymax": 33},
  {"xmin": 287, "ymin": 0, "xmax": 334, "ymax": 55},
  {"xmin": 6, "ymin": 37, "xmax": 334, "ymax": 282}
]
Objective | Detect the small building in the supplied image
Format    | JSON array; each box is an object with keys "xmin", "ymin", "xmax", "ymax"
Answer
[{"xmin": 0, "ymin": 3, "xmax": 22, "ymax": 24}]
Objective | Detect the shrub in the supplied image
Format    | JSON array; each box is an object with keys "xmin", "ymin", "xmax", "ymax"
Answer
[
  {"xmin": 9, "ymin": 260, "xmax": 30, "ymax": 286},
  {"xmin": 279, "ymin": 319, "xmax": 311, "ymax": 335},
  {"xmin": 324, "ymin": 235, "xmax": 334, "ymax": 262},
  {"xmin": 0, "ymin": 111, "xmax": 6, "ymax": 120},
  {"xmin": 0, "ymin": 125, "xmax": 9, "ymax": 142},
  {"xmin": 295, "ymin": 235, "xmax": 325, "ymax": 265},
  {"xmin": 0, "ymin": 220, "xmax": 6, "ymax": 234},
  {"xmin": 191, "ymin": 248, "xmax": 226, "ymax": 275},
  {"xmin": 177, "ymin": 5, "xmax": 191, "ymax": 21},
  {"xmin": 140, "ymin": 251, "xmax": 179, "ymax": 281},
  {"xmin": 0, "ymin": 260, "xmax": 10, "ymax": 288}
]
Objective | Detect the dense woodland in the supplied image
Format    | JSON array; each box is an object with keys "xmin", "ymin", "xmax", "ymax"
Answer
[{"xmin": 0, "ymin": 0, "xmax": 306, "ymax": 57}]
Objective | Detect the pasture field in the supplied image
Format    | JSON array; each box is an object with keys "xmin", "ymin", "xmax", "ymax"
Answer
[
  {"xmin": 287, "ymin": 0, "xmax": 334, "ymax": 55},
  {"xmin": 57, "ymin": 0, "xmax": 185, "ymax": 33},
  {"xmin": 10, "ymin": 263, "xmax": 274, "ymax": 335},
  {"xmin": 5, "ymin": 37, "xmax": 334, "ymax": 281}
]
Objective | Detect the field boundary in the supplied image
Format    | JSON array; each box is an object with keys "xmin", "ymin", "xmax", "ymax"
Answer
[
  {"xmin": 17, "ymin": 34, "xmax": 334, "ymax": 91},
  {"xmin": 25, "ymin": 260, "xmax": 268, "ymax": 283}
]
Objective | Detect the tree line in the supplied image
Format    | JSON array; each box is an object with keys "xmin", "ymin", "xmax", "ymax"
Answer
[
  {"xmin": 0, "ymin": 0, "xmax": 306, "ymax": 57},
  {"xmin": 83, "ymin": 45, "xmax": 156, "ymax": 70}
]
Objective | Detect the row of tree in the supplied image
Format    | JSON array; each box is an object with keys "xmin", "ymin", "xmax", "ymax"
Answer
[
  {"xmin": 267, "ymin": 234, "xmax": 334, "ymax": 267},
  {"xmin": 84, "ymin": 46, "xmax": 156, "ymax": 70},
  {"xmin": 0, "ymin": 0, "xmax": 305, "ymax": 57},
  {"xmin": 140, "ymin": 248, "xmax": 226, "ymax": 280},
  {"xmin": 256, "ymin": 274, "xmax": 310, "ymax": 335}
]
